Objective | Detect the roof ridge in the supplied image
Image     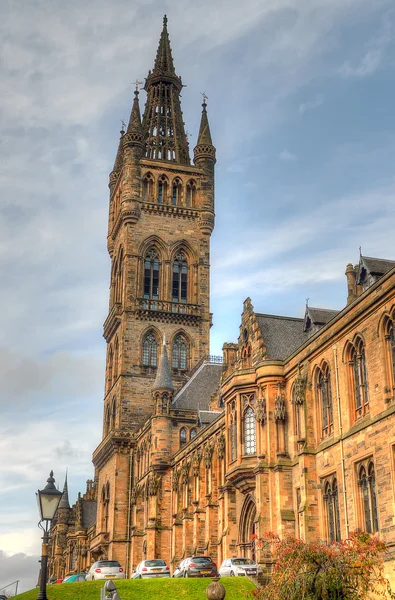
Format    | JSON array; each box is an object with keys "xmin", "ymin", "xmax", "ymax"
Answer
[
  {"xmin": 362, "ymin": 255, "xmax": 395, "ymax": 262},
  {"xmin": 308, "ymin": 306, "xmax": 340, "ymax": 313},
  {"xmin": 172, "ymin": 360, "xmax": 208, "ymax": 403},
  {"xmin": 256, "ymin": 313, "xmax": 304, "ymax": 322}
]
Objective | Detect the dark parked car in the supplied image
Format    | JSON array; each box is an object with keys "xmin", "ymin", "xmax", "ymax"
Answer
[{"xmin": 173, "ymin": 556, "xmax": 218, "ymax": 578}]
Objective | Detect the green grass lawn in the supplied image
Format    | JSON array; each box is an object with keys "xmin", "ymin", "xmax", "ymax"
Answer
[{"xmin": 14, "ymin": 577, "xmax": 255, "ymax": 600}]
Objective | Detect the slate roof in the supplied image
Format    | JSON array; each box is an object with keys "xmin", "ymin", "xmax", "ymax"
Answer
[
  {"xmin": 255, "ymin": 314, "xmax": 308, "ymax": 361},
  {"xmin": 306, "ymin": 307, "xmax": 340, "ymax": 326},
  {"xmin": 81, "ymin": 499, "xmax": 97, "ymax": 529},
  {"xmin": 152, "ymin": 344, "xmax": 174, "ymax": 392},
  {"xmin": 359, "ymin": 256, "xmax": 395, "ymax": 280},
  {"xmin": 172, "ymin": 362, "xmax": 223, "ymax": 410},
  {"xmin": 199, "ymin": 410, "xmax": 222, "ymax": 425},
  {"xmin": 58, "ymin": 477, "xmax": 70, "ymax": 510}
]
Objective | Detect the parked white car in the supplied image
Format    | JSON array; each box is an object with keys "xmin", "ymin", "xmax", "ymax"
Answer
[
  {"xmin": 86, "ymin": 560, "xmax": 125, "ymax": 581},
  {"xmin": 219, "ymin": 557, "xmax": 262, "ymax": 577},
  {"xmin": 132, "ymin": 559, "xmax": 170, "ymax": 578}
]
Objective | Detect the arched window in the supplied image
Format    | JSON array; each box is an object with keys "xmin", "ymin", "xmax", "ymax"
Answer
[
  {"xmin": 323, "ymin": 477, "xmax": 341, "ymax": 542},
  {"xmin": 115, "ymin": 248, "xmax": 124, "ymax": 303},
  {"xmin": 186, "ymin": 180, "xmax": 196, "ymax": 207},
  {"xmin": 172, "ymin": 178, "xmax": 182, "ymax": 206},
  {"xmin": 349, "ymin": 338, "xmax": 369, "ymax": 419},
  {"xmin": 113, "ymin": 337, "xmax": 119, "ymax": 381},
  {"xmin": 190, "ymin": 428, "xmax": 197, "ymax": 440},
  {"xmin": 104, "ymin": 405, "xmax": 111, "ymax": 436},
  {"xmin": 244, "ymin": 406, "xmax": 256, "ymax": 455},
  {"xmin": 144, "ymin": 248, "xmax": 160, "ymax": 300},
  {"xmin": 384, "ymin": 317, "xmax": 395, "ymax": 390},
  {"xmin": 242, "ymin": 345, "xmax": 251, "ymax": 368},
  {"xmin": 358, "ymin": 462, "xmax": 379, "ymax": 533},
  {"xmin": 111, "ymin": 397, "xmax": 116, "ymax": 429},
  {"xmin": 172, "ymin": 251, "xmax": 188, "ymax": 303},
  {"xmin": 180, "ymin": 427, "xmax": 187, "ymax": 447},
  {"xmin": 316, "ymin": 363, "xmax": 333, "ymax": 438},
  {"xmin": 229, "ymin": 400, "xmax": 237, "ymax": 462},
  {"xmin": 107, "ymin": 345, "xmax": 113, "ymax": 391},
  {"xmin": 172, "ymin": 334, "xmax": 189, "ymax": 371},
  {"xmin": 143, "ymin": 172, "xmax": 154, "ymax": 201},
  {"xmin": 157, "ymin": 175, "xmax": 168, "ymax": 204},
  {"xmin": 142, "ymin": 332, "xmax": 158, "ymax": 368}
]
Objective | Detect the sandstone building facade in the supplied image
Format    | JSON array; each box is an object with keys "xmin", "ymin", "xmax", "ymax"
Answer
[{"xmin": 48, "ymin": 17, "xmax": 395, "ymax": 585}]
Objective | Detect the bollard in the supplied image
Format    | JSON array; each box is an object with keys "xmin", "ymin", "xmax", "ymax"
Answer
[{"xmin": 206, "ymin": 579, "xmax": 226, "ymax": 600}]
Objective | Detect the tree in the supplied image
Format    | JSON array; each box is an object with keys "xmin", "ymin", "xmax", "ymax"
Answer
[{"xmin": 253, "ymin": 532, "xmax": 395, "ymax": 600}]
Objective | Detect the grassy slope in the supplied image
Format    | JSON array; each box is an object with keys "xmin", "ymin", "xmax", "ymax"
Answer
[{"xmin": 15, "ymin": 577, "xmax": 255, "ymax": 600}]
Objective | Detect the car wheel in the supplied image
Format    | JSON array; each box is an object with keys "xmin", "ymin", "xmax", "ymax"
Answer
[{"xmin": 230, "ymin": 571, "xmax": 235, "ymax": 576}]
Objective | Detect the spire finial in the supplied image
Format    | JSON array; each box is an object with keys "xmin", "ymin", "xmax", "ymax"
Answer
[
  {"xmin": 163, "ymin": 14, "xmax": 168, "ymax": 27},
  {"xmin": 306, "ymin": 297, "xmax": 309, "ymax": 308},
  {"xmin": 201, "ymin": 91, "xmax": 208, "ymax": 107},
  {"xmin": 359, "ymin": 245, "xmax": 362, "ymax": 257},
  {"xmin": 120, "ymin": 119, "xmax": 126, "ymax": 134}
]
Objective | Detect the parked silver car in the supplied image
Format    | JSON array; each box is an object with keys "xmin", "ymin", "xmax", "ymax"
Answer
[
  {"xmin": 132, "ymin": 559, "xmax": 170, "ymax": 578},
  {"xmin": 172, "ymin": 556, "xmax": 218, "ymax": 578},
  {"xmin": 219, "ymin": 557, "xmax": 262, "ymax": 577},
  {"xmin": 86, "ymin": 560, "xmax": 125, "ymax": 581}
]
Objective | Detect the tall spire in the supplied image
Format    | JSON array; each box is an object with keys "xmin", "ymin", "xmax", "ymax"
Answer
[
  {"xmin": 126, "ymin": 90, "xmax": 144, "ymax": 138},
  {"xmin": 58, "ymin": 473, "xmax": 70, "ymax": 510},
  {"xmin": 152, "ymin": 341, "xmax": 174, "ymax": 393},
  {"xmin": 153, "ymin": 15, "xmax": 175, "ymax": 76},
  {"xmin": 142, "ymin": 16, "xmax": 190, "ymax": 165},
  {"xmin": 112, "ymin": 129, "xmax": 124, "ymax": 173}
]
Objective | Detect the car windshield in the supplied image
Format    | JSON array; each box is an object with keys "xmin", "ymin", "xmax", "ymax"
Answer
[
  {"xmin": 145, "ymin": 560, "xmax": 166, "ymax": 567},
  {"xmin": 97, "ymin": 561, "xmax": 120, "ymax": 568},
  {"xmin": 62, "ymin": 576, "xmax": 73, "ymax": 582},
  {"xmin": 192, "ymin": 557, "xmax": 212, "ymax": 563},
  {"xmin": 232, "ymin": 558, "xmax": 254, "ymax": 565}
]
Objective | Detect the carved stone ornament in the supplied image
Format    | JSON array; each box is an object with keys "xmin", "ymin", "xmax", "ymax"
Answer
[
  {"xmin": 172, "ymin": 468, "xmax": 180, "ymax": 491},
  {"xmin": 217, "ymin": 433, "xmax": 226, "ymax": 460},
  {"xmin": 203, "ymin": 442, "xmax": 214, "ymax": 469},
  {"xmin": 130, "ymin": 484, "xmax": 141, "ymax": 505},
  {"xmin": 181, "ymin": 461, "xmax": 190, "ymax": 485},
  {"xmin": 255, "ymin": 397, "xmax": 267, "ymax": 425},
  {"xmin": 274, "ymin": 393, "xmax": 286, "ymax": 421},
  {"xmin": 148, "ymin": 472, "xmax": 161, "ymax": 496},
  {"xmin": 192, "ymin": 449, "xmax": 202, "ymax": 476},
  {"xmin": 293, "ymin": 365, "xmax": 307, "ymax": 405}
]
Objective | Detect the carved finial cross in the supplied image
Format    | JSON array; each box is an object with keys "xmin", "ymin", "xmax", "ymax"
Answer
[
  {"xmin": 120, "ymin": 119, "xmax": 126, "ymax": 132},
  {"xmin": 134, "ymin": 79, "xmax": 143, "ymax": 92},
  {"xmin": 201, "ymin": 91, "xmax": 208, "ymax": 104}
]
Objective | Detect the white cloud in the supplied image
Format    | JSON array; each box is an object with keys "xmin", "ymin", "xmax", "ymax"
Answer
[{"xmin": 279, "ymin": 149, "xmax": 297, "ymax": 161}]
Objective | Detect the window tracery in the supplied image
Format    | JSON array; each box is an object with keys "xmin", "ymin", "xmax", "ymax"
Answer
[
  {"xmin": 172, "ymin": 333, "xmax": 189, "ymax": 371},
  {"xmin": 186, "ymin": 179, "xmax": 196, "ymax": 207},
  {"xmin": 322, "ymin": 476, "xmax": 341, "ymax": 542},
  {"xmin": 316, "ymin": 363, "xmax": 333, "ymax": 438},
  {"xmin": 348, "ymin": 337, "xmax": 369, "ymax": 418},
  {"xmin": 172, "ymin": 251, "xmax": 188, "ymax": 303},
  {"xmin": 384, "ymin": 316, "xmax": 395, "ymax": 391},
  {"xmin": 157, "ymin": 175, "xmax": 168, "ymax": 204},
  {"xmin": 358, "ymin": 460, "xmax": 379, "ymax": 533},
  {"xmin": 142, "ymin": 332, "xmax": 158, "ymax": 368},
  {"xmin": 142, "ymin": 172, "xmax": 154, "ymax": 201},
  {"xmin": 180, "ymin": 427, "xmax": 187, "ymax": 447},
  {"xmin": 242, "ymin": 394, "xmax": 256, "ymax": 455},
  {"xmin": 172, "ymin": 178, "xmax": 182, "ymax": 206},
  {"xmin": 144, "ymin": 248, "xmax": 160, "ymax": 300}
]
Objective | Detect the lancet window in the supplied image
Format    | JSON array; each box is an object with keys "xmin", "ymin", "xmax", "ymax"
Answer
[
  {"xmin": 172, "ymin": 178, "xmax": 182, "ymax": 206},
  {"xmin": 172, "ymin": 251, "xmax": 188, "ymax": 303},
  {"xmin": 180, "ymin": 427, "xmax": 187, "ymax": 448},
  {"xmin": 348, "ymin": 337, "xmax": 369, "ymax": 419},
  {"xmin": 323, "ymin": 476, "xmax": 341, "ymax": 542},
  {"xmin": 243, "ymin": 394, "xmax": 256, "ymax": 455},
  {"xmin": 384, "ymin": 316, "xmax": 395, "ymax": 390},
  {"xmin": 186, "ymin": 180, "xmax": 196, "ymax": 207},
  {"xmin": 157, "ymin": 175, "xmax": 168, "ymax": 204},
  {"xmin": 229, "ymin": 400, "xmax": 237, "ymax": 462},
  {"xmin": 172, "ymin": 334, "xmax": 188, "ymax": 371},
  {"xmin": 190, "ymin": 428, "xmax": 197, "ymax": 440},
  {"xmin": 144, "ymin": 248, "xmax": 160, "ymax": 300},
  {"xmin": 142, "ymin": 332, "xmax": 158, "ymax": 368},
  {"xmin": 142, "ymin": 172, "xmax": 154, "ymax": 202},
  {"xmin": 358, "ymin": 461, "xmax": 379, "ymax": 533},
  {"xmin": 316, "ymin": 363, "xmax": 333, "ymax": 438}
]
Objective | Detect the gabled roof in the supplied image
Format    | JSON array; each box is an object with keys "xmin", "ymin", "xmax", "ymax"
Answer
[
  {"xmin": 303, "ymin": 306, "xmax": 340, "ymax": 333},
  {"xmin": 255, "ymin": 314, "xmax": 308, "ymax": 361},
  {"xmin": 358, "ymin": 255, "xmax": 395, "ymax": 282},
  {"xmin": 172, "ymin": 361, "xmax": 223, "ymax": 411}
]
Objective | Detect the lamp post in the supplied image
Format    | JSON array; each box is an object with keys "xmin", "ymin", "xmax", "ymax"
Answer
[{"xmin": 36, "ymin": 471, "xmax": 63, "ymax": 600}]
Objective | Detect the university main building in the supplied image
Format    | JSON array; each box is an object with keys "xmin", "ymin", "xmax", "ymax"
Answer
[{"xmin": 49, "ymin": 17, "xmax": 395, "ymax": 583}]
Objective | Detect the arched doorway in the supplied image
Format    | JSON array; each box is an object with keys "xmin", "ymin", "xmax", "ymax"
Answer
[{"xmin": 239, "ymin": 495, "xmax": 257, "ymax": 560}]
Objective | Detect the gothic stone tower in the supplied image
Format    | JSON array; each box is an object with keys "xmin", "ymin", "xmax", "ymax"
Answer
[{"xmin": 90, "ymin": 16, "xmax": 216, "ymax": 564}]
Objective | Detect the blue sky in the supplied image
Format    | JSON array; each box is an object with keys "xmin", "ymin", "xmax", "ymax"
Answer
[{"xmin": 0, "ymin": 0, "xmax": 395, "ymax": 593}]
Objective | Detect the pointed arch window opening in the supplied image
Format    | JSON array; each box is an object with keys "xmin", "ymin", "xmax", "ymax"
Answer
[
  {"xmin": 358, "ymin": 462, "xmax": 379, "ymax": 533},
  {"xmin": 186, "ymin": 180, "xmax": 196, "ymax": 207},
  {"xmin": 317, "ymin": 367, "xmax": 333, "ymax": 438},
  {"xmin": 144, "ymin": 248, "xmax": 160, "ymax": 301},
  {"xmin": 190, "ymin": 428, "xmax": 197, "ymax": 441},
  {"xmin": 157, "ymin": 176, "xmax": 168, "ymax": 204},
  {"xmin": 142, "ymin": 333, "xmax": 158, "ymax": 368},
  {"xmin": 180, "ymin": 427, "xmax": 187, "ymax": 448},
  {"xmin": 172, "ymin": 179, "xmax": 182, "ymax": 206},
  {"xmin": 143, "ymin": 173, "xmax": 155, "ymax": 202},
  {"xmin": 172, "ymin": 334, "xmax": 189, "ymax": 371},
  {"xmin": 172, "ymin": 251, "xmax": 188, "ymax": 304},
  {"xmin": 387, "ymin": 320, "xmax": 395, "ymax": 389},
  {"xmin": 244, "ymin": 405, "xmax": 256, "ymax": 455},
  {"xmin": 323, "ymin": 477, "xmax": 341, "ymax": 542},
  {"xmin": 350, "ymin": 341, "xmax": 369, "ymax": 419}
]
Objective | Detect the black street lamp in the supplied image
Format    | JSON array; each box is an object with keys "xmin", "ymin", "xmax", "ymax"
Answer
[{"xmin": 36, "ymin": 471, "xmax": 63, "ymax": 600}]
